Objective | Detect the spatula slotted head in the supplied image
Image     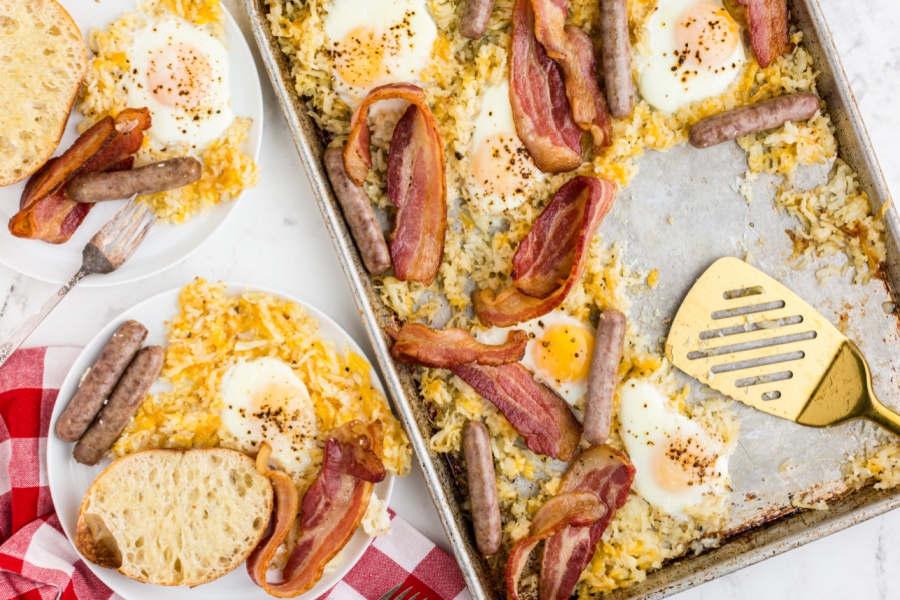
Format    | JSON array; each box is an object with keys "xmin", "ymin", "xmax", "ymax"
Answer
[{"xmin": 666, "ymin": 257, "xmax": 849, "ymax": 422}]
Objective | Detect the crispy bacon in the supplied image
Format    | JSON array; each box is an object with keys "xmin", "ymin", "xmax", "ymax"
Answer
[
  {"xmin": 247, "ymin": 421, "xmax": 385, "ymax": 598},
  {"xmin": 522, "ymin": 0, "xmax": 612, "ymax": 151},
  {"xmin": 474, "ymin": 176, "xmax": 616, "ymax": 327},
  {"xmin": 343, "ymin": 84, "xmax": 446, "ymax": 284},
  {"xmin": 387, "ymin": 323, "xmax": 528, "ymax": 368},
  {"xmin": 538, "ymin": 447, "xmax": 635, "ymax": 600},
  {"xmin": 505, "ymin": 491, "xmax": 606, "ymax": 600},
  {"xmin": 510, "ymin": 0, "xmax": 582, "ymax": 173},
  {"xmin": 736, "ymin": 0, "xmax": 790, "ymax": 68},
  {"xmin": 451, "ymin": 363, "xmax": 582, "ymax": 460},
  {"xmin": 9, "ymin": 108, "xmax": 151, "ymax": 244}
]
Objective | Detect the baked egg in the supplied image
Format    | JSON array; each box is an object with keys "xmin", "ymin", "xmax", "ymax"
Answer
[{"xmin": 637, "ymin": 0, "xmax": 747, "ymax": 112}]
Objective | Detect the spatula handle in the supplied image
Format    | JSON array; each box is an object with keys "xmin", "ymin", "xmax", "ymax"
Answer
[{"xmin": 865, "ymin": 399, "xmax": 900, "ymax": 438}]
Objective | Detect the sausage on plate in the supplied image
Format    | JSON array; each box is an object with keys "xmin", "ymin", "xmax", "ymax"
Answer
[
  {"xmin": 583, "ymin": 309, "xmax": 626, "ymax": 446},
  {"xmin": 599, "ymin": 0, "xmax": 634, "ymax": 119},
  {"xmin": 689, "ymin": 93, "xmax": 820, "ymax": 149},
  {"xmin": 55, "ymin": 320, "xmax": 148, "ymax": 442},
  {"xmin": 459, "ymin": 0, "xmax": 496, "ymax": 40},
  {"xmin": 73, "ymin": 346, "xmax": 164, "ymax": 466},
  {"xmin": 324, "ymin": 147, "xmax": 392, "ymax": 275},
  {"xmin": 462, "ymin": 420, "xmax": 502, "ymax": 555},
  {"xmin": 66, "ymin": 157, "xmax": 202, "ymax": 202}
]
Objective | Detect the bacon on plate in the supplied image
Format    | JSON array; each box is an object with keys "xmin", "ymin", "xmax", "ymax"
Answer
[
  {"xmin": 506, "ymin": 446, "xmax": 635, "ymax": 600},
  {"xmin": 474, "ymin": 176, "xmax": 616, "ymax": 327},
  {"xmin": 509, "ymin": 0, "xmax": 583, "ymax": 173},
  {"xmin": 343, "ymin": 84, "xmax": 446, "ymax": 285},
  {"xmin": 736, "ymin": 0, "xmax": 790, "ymax": 68},
  {"xmin": 451, "ymin": 362, "xmax": 582, "ymax": 461},
  {"xmin": 387, "ymin": 323, "xmax": 528, "ymax": 368},
  {"xmin": 9, "ymin": 108, "xmax": 151, "ymax": 244},
  {"xmin": 247, "ymin": 421, "xmax": 385, "ymax": 598}
]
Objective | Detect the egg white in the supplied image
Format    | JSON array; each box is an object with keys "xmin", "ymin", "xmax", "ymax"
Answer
[
  {"xmin": 618, "ymin": 379, "xmax": 730, "ymax": 517},
  {"xmin": 220, "ymin": 357, "xmax": 319, "ymax": 476},
  {"xmin": 465, "ymin": 81, "xmax": 544, "ymax": 214},
  {"xmin": 475, "ymin": 309, "xmax": 595, "ymax": 407},
  {"xmin": 637, "ymin": 0, "xmax": 747, "ymax": 112},
  {"xmin": 323, "ymin": 0, "xmax": 437, "ymax": 107},
  {"xmin": 124, "ymin": 18, "xmax": 234, "ymax": 151}
]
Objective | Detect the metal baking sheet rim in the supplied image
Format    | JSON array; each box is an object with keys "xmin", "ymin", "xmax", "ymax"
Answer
[{"xmin": 243, "ymin": 0, "xmax": 900, "ymax": 598}]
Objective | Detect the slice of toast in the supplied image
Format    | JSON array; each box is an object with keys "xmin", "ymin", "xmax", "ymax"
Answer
[
  {"xmin": 75, "ymin": 448, "xmax": 274, "ymax": 587},
  {"xmin": 0, "ymin": 0, "xmax": 88, "ymax": 186}
]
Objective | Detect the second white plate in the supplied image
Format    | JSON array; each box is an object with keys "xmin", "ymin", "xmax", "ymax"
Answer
[
  {"xmin": 47, "ymin": 283, "xmax": 395, "ymax": 600},
  {"xmin": 0, "ymin": 1, "xmax": 264, "ymax": 286}
]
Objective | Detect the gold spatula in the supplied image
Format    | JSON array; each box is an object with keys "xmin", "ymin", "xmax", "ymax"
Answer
[{"xmin": 666, "ymin": 257, "xmax": 900, "ymax": 436}]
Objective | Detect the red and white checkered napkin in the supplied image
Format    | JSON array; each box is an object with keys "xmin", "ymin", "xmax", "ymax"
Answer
[{"xmin": 0, "ymin": 347, "xmax": 471, "ymax": 600}]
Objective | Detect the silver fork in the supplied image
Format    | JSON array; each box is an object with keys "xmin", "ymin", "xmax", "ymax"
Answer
[
  {"xmin": 0, "ymin": 195, "xmax": 155, "ymax": 367},
  {"xmin": 378, "ymin": 584, "xmax": 422, "ymax": 600}
]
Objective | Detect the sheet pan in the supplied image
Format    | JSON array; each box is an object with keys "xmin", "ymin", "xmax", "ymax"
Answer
[{"xmin": 243, "ymin": 0, "xmax": 900, "ymax": 596}]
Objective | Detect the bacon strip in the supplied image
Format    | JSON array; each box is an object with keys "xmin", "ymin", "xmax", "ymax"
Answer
[
  {"xmin": 538, "ymin": 447, "xmax": 635, "ymax": 600},
  {"xmin": 524, "ymin": 0, "xmax": 612, "ymax": 151},
  {"xmin": 505, "ymin": 492, "xmax": 606, "ymax": 600},
  {"xmin": 474, "ymin": 176, "xmax": 616, "ymax": 327},
  {"xmin": 510, "ymin": 0, "xmax": 582, "ymax": 174},
  {"xmin": 9, "ymin": 108, "xmax": 151, "ymax": 244},
  {"xmin": 736, "ymin": 0, "xmax": 790, "ymax": 68},
  {"xmin": 248, "ymin": 421, "xmax": 385, "ymax": 598},
  {"xmin": 451, "ymin": 363, "xmax": 582, "ymax": 460},
  {"xmin": 387, "ymin": 323, "xmax": 528, "ymax": 368},
  {"xmin": 343, "ymin": 84, "xmax": 446, "ymax": 284}
]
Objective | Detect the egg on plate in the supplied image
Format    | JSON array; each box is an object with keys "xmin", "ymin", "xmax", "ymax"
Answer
[
  {"xmin": 122, "ymin": 18, "xmax": 234, "ymax": 151},
  {"xmin": 618, "ymin": 379, "xmax": 730, "ymax": 517},
  {"xmin": 475, "ymin": 309, "xmax": 595, "ymax": 407},
  {"xmin": 637, "ymin": 0, "xmax": 747, "ymax": 113},
  {"xmin": 220, "ymin": 357, "xmax": 319, "ymax": 476},
  {"xmin": 323, "ymin": 0, "xmax": 438, "ymax": 107},
  {"xmin": 465, "ymin": 81, "xmax": 544, "ymax": 214}
]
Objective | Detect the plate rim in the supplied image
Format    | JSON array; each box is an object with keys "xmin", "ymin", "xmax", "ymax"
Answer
[
  {"xmin": 0, "ymin": 3, "xmax": 265, "ymax": 288},
  {"xmin": 47, "ymin": 281, "xmax": 397, "ymax": 600}
]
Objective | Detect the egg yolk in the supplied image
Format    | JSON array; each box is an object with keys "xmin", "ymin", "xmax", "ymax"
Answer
[
  {"xmin": 532, "ymin": 324, "xmax": 594, "ymax": 384},
  {"xmin": 653, "ymin": 436, "xmax": 716, "ymax": 493},
  {"xmin": 674, "ymin": 1, "xmax": 740, "ymax": 70},
  {"xmin": 470, "ymin": 133, "xmax": 535, "ymax": 198},
  {"xmin": 146, "ymin": 42, "xmax": 212, "ymax": 110},
  {"xmin": 251, "ymin": 383, "xmax": 314, "ymax": 437},
  {"xmin": 334, "ymin": 26, "xmax": 387, "ymax": 89}
]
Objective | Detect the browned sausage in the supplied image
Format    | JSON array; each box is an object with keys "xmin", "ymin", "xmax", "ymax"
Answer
[
  {"xmin": 66, "ymin": 157, "xmax": 202, "ymax": 202},
  {"xmin": 689, "ymin": 93, "xmax": 820, "ymax": 149},
  {"xmin": 584, "ymin": 309, "xmax": 626, "ymax": 446},
  {"xmin": 459, "ymin": 0, "xmax": 496, "ymax": 40},
  {"xmin": 55, "ymin": 321, "xmax": 148, "ymax": 442},
  {"xmin": 324, "ymin": 147, "xmax": 392, "ymax": 275},
  {"xmin": 599, "ymin": 0, "xmax": 634, "ymax": 119},
  {"xmin": 73, "ymin": 346, "xmax": 164, "ymax": 466},
  {"xmin": 462, "ymin": 420, "xmax": 501, "ymax": 555}
]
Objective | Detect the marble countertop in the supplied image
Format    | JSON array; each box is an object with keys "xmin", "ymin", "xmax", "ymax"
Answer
[{"xmin": 1, "ymin": 0, "xmax": 897, "ymax": 598}]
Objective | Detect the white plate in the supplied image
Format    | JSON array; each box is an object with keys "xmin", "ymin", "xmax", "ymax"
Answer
[
  {"xmin": 0, "ymin": 2, "xmax": 264, "ymax": 287},
  {"xmin": 48, "ymin": 283, "xmax": 395, "ymax": 600}
]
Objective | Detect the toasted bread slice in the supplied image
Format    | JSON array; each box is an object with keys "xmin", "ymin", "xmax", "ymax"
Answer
[
  {"xmin": 75, "ymin": 448, "xmax": 274, "ymax": 587},
  {"xmin": 0, "ymin": 0, "xmax": 88, "ymax": 186}
]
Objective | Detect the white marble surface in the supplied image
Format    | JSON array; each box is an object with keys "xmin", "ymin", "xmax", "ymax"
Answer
[{"xmin": 1, "ymin": 0, "xmax": 898, "ymax": 598}]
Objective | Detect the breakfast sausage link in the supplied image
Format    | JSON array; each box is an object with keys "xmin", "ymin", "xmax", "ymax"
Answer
[
  {"xmin": 599, "ymin": 0, "xmax": 634, "ymax": 119},
  {"xmin": 66, "ymin": 157, "xmax": 202, "ymax": 202},
  {"xmin": 73, "ymin": 346, "xmax": 164, "ymax": 466},
  {"xmin": 462, "ymin": 420, "xmax": 502, "ymax": 555},
  {"xmin": 689, "ymin": 93, "xmax": 821, "ymax": 149},
  {"xmin": 459, "ymin": 0, "xmax": 496, "ymax": 40},
  {"xmin": 55, "ymin": 320, "xmax": 148, "ymax": 442},
  {"xmin": 324, "ymin": 147, "xmax": 392, "ymax": 275},
  {"xmin": 584, "ymin": 309, "xmax": 626, "ymax": 446}
]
